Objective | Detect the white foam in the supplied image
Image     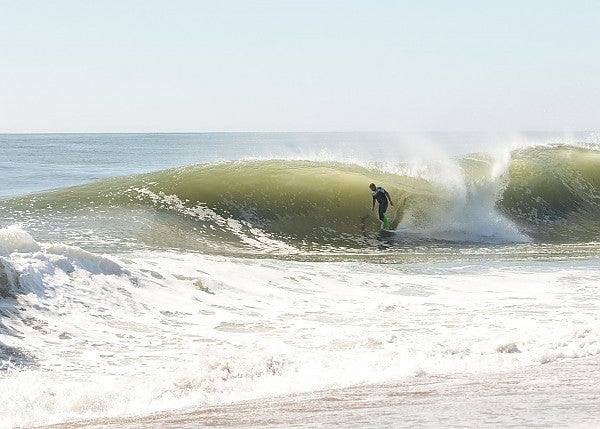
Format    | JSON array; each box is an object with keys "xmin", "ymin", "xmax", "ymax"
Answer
[
  {"xmin": 397, "ymin": 151, "xmax": 531, "ymax": 243},
  {"xmin": 132, "ymin": 187, "xmax": 298, "ymax": 253},
  {"xmin": 45, "ymin": 244, "xmax": 124, "ymax": 276},
  {"xmin": 0, "ymin": 225, "xmax": 41, "ymax": 256},
  {"xmin": 1, "ymin": 236, "xmax": 599, "ymax": 427}
]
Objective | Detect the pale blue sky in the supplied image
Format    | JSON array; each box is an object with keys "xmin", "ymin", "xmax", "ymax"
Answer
[{"xmin": 1, "ymin": 0, "xmax": 599, "ymax": 132}]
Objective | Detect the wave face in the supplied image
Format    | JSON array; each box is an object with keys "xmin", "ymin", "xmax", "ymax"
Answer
[
  {"xmin": 1, "ymin": 144, "xmax": 599, "ymax": 253},
  {"xmin": 499, "ymin": 145, "xmax": 600, "ymax": 240}
]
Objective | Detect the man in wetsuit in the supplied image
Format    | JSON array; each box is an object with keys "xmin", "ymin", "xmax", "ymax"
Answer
[{"xmin": 369, "ymin": 183, "xmax": 393, "ymax": 229}]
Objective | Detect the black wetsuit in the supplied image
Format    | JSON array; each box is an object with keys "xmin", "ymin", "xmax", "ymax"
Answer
[{"xmin": 372, "ymin": 187, "xmax": 389, "ymax": 222}]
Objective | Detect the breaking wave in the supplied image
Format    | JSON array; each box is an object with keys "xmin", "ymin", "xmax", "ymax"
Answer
[{"xmin": 1, "ymin": 144, "xmax": 599, "ymax": 252}]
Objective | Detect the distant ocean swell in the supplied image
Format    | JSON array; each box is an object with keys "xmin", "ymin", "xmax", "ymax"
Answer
[{"xmin": 1, "ymin": 144, "xmax": 599, "ymax": 251}]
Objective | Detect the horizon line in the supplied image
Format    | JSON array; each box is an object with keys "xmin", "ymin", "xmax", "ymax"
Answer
[{"xmin": 1, "ymin": 130, "xmax": 597, "ymax": 136}]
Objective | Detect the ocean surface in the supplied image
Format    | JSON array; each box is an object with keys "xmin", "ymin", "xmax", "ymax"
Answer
[{"xmin": 1, "ymin": 132, "xmax": 599, "ymax": 428}]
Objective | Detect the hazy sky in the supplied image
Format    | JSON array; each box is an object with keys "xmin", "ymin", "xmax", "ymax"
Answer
[{"xmin": 1, "ymin": 1, "xmax": 599, "ymax": 133}]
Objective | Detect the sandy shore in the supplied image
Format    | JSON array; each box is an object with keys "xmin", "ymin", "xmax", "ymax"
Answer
[{"xmin": 36, "ymin": 354, "xmax": 600, "ymax": 429}]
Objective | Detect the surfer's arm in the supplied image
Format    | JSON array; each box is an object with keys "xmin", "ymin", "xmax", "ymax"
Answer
[
  {"xmin": 372, "ymin": 197, "xmax": 376, "ymax": 210},
  {"xmin": 385, "ymin": 190, "xmax": 393, "ymax": 206}
]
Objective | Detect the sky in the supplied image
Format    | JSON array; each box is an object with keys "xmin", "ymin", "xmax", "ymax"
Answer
[{"xmin": 1, "ymin": 0, "xmax": 599, "ymax": 133}]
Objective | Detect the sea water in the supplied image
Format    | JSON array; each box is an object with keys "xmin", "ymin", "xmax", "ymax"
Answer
[{"xmin": 0, "ymin": 133, "xmax": 599, "ymax": 428}]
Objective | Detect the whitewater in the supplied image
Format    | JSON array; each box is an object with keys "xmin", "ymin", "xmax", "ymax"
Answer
[{"xmin": 1, "ymin": 132, "xmax": 599, "ymax": 428}]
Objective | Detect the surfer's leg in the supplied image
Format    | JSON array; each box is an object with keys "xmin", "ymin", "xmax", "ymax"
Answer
[
  {"xmin": 378, "ymin": 201, "xmax": 388, "ymax": 221},
  {"xmin": 378, "ymin": 202, "xmax": 390, "ymax": 229},
  {"xmin": 382, "ymin": 214, "xmax": 391, "ymax": 229}
]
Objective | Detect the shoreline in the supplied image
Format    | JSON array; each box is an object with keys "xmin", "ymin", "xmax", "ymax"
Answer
[{"xmin": 36, "ymin": 354, "xmax": 600, "ymax": 429}]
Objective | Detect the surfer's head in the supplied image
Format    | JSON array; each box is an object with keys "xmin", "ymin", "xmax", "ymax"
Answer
[{"xmin": 369, "ymin": 183, "xmax": 376, "ymax": 191}]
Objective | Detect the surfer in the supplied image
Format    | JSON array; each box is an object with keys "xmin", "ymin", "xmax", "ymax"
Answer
[{"xmin": 369, "ymin": 183, "xmax": 393, "ymax": 229}]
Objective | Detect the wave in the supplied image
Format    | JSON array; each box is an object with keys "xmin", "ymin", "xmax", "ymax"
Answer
[
  {"xmin": 1, "ymin": 144, "xmax": 599, "ymax": 251},
  {"xmin": 499, "ymin": 145, "xmax": 600, "ymax": 240}
]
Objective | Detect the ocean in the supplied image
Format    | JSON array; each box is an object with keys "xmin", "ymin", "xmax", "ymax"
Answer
[{"xmin": 0, "ymin": 132, "xmax": 599, "ymax": 428}]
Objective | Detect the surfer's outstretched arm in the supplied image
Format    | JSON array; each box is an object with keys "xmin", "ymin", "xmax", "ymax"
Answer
[{"xmin": 384, "ymin": 190, "xmax": 393, "ymax": 205}]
